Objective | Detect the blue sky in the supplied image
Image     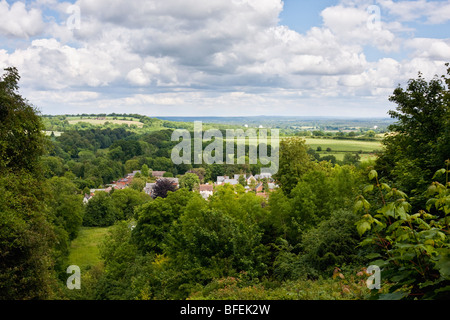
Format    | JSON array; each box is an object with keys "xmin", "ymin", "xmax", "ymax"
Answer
[{"xmin": 0, "ymin": 0, "xmax": 449, "ymax": 117}]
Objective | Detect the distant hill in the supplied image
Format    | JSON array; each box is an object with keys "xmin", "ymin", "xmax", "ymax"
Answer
[{"xmin": 157, "ymin": 115, "xmax": 394, "ymax": 130}]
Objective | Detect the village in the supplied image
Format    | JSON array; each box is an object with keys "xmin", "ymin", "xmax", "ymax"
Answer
[{"xmin": 84, "ymin": 170, "xmax": 279, "ymax": 203}]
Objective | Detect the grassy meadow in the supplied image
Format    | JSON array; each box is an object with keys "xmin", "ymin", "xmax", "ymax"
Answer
[
  {"xmin": 67, "ymin": 117, "xmax": 144, "ymax": 128},
  {"xmin": 302, "ymin": 137, "xmax": 383, "ymax": 161},
  {"xmin": 67, "ymin": 227, "xmax": 111, "ymax": 272}
]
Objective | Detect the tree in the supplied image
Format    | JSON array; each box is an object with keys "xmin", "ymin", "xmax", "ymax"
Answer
[
  {"xmin": 111, "ymin": 188, "xmax": 151, "ymax": 220},
  {"xmin": 273, "ymin": 137, "xmax": 315, "ymax": 195},
  {"xmin": 0, "ymin": 67, "xmax": 47, "ymax": 173},
  {"xmin": 179, "ymin": 173, "xmax": 200, "ymax": 191},
  {"xmin": 376, "ymin": 66, "xmax": 450, "ymax": 207},
  {"xmin": 133, "ymin": 189, "xmax": 193, "ymax": 253},
  {"xmin": 46, "ymin": 176, "xmax": 84, "ymax": 240},
  {"xmin": 238, "ymin": 174, "xmax": 247, "ymax": 187},
  {"xmin": 187, "ymin": 167, "xmax": 206, "ymax": 183},
  {"xmin": 97, "ymin": 221, "xmax": 138, "ymax": 299},
  {"xmin": 0, "ymin": 67, "xmax": 56, "ymax": 299},
  {"xmin": 343, "ymin": 153, "xmax": 361, "ymax": 166},
  {"xmin": 355, "ymin": 167, "xmax": 450, "ymax": 299},
  {"xmin": 161, "ymin": 185, "xmax": 269, "ymax": 297},
  {"xmin": 152, "ymin": 178, "xmax": 177, "ymax": 199},
  {"xmin": 125, "ymin": 159, "xmax": 140, "ymax": 174},
  {"xmin": 83, "ymin": 192, "xmax": 119, "ymax": 227},
  {"xmin": 365, "ymin": 130, "xmax": 376, "ymax": 138},
  {"xmin": 130, "ymin": 177, "xmax": 146, "ymax": 191},
  {"xmin": 141, "ymin": 164, "xmax": 150, "ymax": 178}
]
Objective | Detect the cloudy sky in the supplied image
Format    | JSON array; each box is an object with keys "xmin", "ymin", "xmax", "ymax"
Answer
[{"xmin": 0, "ymin": 0, "xmax": 449, "ymax": 117}]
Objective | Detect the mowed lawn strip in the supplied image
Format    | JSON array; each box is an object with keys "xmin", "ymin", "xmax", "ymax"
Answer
[{"xmin": 68, "ymin": 226, "xmax": 111, "ymax": 272}]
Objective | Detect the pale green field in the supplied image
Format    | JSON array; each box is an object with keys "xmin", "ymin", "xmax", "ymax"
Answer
[
  {"xmin": 302, "ymin": 138, "xmax": 382, "ymax": 153},
  {"xmin": 68, "ymin": 118, "xmax": 144, "ymax": 128},
  {"xmin": 68, "ymin": 227, "xmax": 111, "ymax": 271}
]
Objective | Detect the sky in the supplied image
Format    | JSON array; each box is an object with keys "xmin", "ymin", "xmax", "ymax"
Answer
[{"xmin": 0, "ymin": 0, "xmax": 449, "ymax": 118}]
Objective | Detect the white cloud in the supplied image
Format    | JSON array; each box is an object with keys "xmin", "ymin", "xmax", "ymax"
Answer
[
  {"xmin": 377, "ymin": 0, "xmax": 450, "ymax": 24},
  {"xmin": 0, "ymin": 0, "xmax": 46, "ymax": 38}
]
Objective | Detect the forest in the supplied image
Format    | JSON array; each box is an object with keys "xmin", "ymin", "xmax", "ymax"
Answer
[{"xmin": 0, "ymin": 65, "xmax": 449, "ymax": 301}]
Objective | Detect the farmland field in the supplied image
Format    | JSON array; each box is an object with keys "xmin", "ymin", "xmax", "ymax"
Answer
[
  {"xmin": 67, "ymin": 227, "xmax": 111, "ymax": 272},
  {"xmin": 302, "ymin": 138, "xmax": 382, "ymax": 153},
  {"xmin": 67, "ymin": 118, "xmax": 144, "ymax": 128},
  {"xmin": 302, "ymin": 138, "xmax": 382, "ymax": 162}
]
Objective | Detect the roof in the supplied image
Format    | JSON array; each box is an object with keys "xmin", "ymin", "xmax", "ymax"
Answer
[
  {"xmin": 152, "ymin": 171, "xmax": 166, "ymax": 177},
  {"xmin": 199, "ymin": 184, "xmax": 213, "ymax": 191},
  {"xmin": 216, "ymin": 176, "xmax": 229, "ymax": 183},
  {"xmin": 223, "ymin": 178, "xmax": 238, "ymax": 185},
  {"xmin": 157, "ymin": 177, "xmax": 179, "ymax": 184}
]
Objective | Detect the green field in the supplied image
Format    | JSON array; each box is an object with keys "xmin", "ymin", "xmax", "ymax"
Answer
[
  {"xmin": 68, "ymin": 227, "xmax": 111, "ymax": 271},
  {"xmin": 302, "ymin": 138, "xmax": 382, "ymax": 152},
  {"xmin": 302, "ymin": 138, "xmax": 382, "ymax": 162},
  {"xmin": 67, "ymin": 117, "xmax": 144, "ymax": 128}
]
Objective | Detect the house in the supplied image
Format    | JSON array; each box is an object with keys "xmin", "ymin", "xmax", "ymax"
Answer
[
  {"xmin": 255, "ymin": 172, "xmax": 272, "ymax": 181},
  {"xmin": 199, "ymin": 184, "xmax": 213, "ymax": 199},
  {"xmin": 83, "ymin": 194, "xmax": 92, "ymax": 204},
  {"xmin": 112, "ymin": 177, "xmax": 129, "ymax": 189},
  {"xmin": 127, "ymin": 170, "xmax": 141, "ymax": 177},
  {"xmin": 268, "ymin": 182, "xmax": 278, "ymax": 190},
  {"xmin": 223, "ymin": 178, "xmax": 239, "ymax": 185},
  {"xmin": 152, "ymin": 171, "xmax": 166, "ymax": 178},
  {"xmin": 246, "ymin": 175, "xmax": 257, "ymax": 185},
  {"xmin": 255, "ymin": 183, "xmax": 264, "ymax": 193},
  {"xmin": 89, "ymin": 187, "xmax": 111, "ymax": 194},
  {"xmin": 143, "ymin": 182, "xmax": 156, "ymax": 196},
  {"xmin": 216, "ymin": 176, "xmax": 229, "ymax": 184}
]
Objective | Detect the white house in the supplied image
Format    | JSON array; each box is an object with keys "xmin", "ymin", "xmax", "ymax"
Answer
[{"xmin": 199, "ymin": 184, "xmax": 214, "ymax": 199}]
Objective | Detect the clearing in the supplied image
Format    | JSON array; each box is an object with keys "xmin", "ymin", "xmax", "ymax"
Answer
[{"xmin": 67, "ymin": 226, "xmax": 111, "ymax": 272}]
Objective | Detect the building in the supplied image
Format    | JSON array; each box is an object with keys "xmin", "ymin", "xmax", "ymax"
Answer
[
  {"xmin": 216, "ymin": 176, "xmax": 229, "ymax": 184},
  {"xmin": 143, "ymin": 182, "xmax": 156, "ymax": 196},
  {"xmin": 222, "ymin": 178, "xmax": 239, "ymax": 185},
  {"xmin": 246, "ymin": 175, "xmax": 257, "ymax": 185},
  {"xmin": 254, "ymin": 172, "xmax": 272, "ymax": 181},
  {"xmin": 152, "ymin": 171, "xmax": 166, "ymax": 178},
  {"xmin": 162, "ymin": 177, "xmax": 179, "ymax": 188},
  {"xmin": 199, "ymin": 184, "xmax": 214, "ymax": 199}
]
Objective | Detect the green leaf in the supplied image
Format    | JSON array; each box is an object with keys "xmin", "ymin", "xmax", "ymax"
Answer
[
  {"xmin": 435, "ymin": 251, "xmax": 450, "ymax": 280},
  {"xmin": 380, "ymin": 183, "xmax": 391, "ymax": 191},
  {"xmin": 432, "ymin": 168, "xmax": 446, "ymax": 179},
  {"xmin": 354, "ymin": 200, "xmax": 363, "ymax": 213},
  {"xmin": 370, "ymin": 259, "xmax": 389, "ymax": 268},
  {"xmin": 358, "ymin": 237, "xmax": 375, "ymax": 247},
  {"xmin": 365, "ymin": 253, "xmax": 382, "ymax": 260},
  {"xmin": 368, "ymin": 170, "xmax": 378, "ymax": 181},
  {"xmin": 362, "ymin": 199, "xmax": 371, "ymax": 211},
  {"xmin": 356, "ymin": 220, "xmax": 371, "ymax": 236},
  {"xmin": 363, "ymin": 184, "xmax": 374, "ymax": 193}
]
